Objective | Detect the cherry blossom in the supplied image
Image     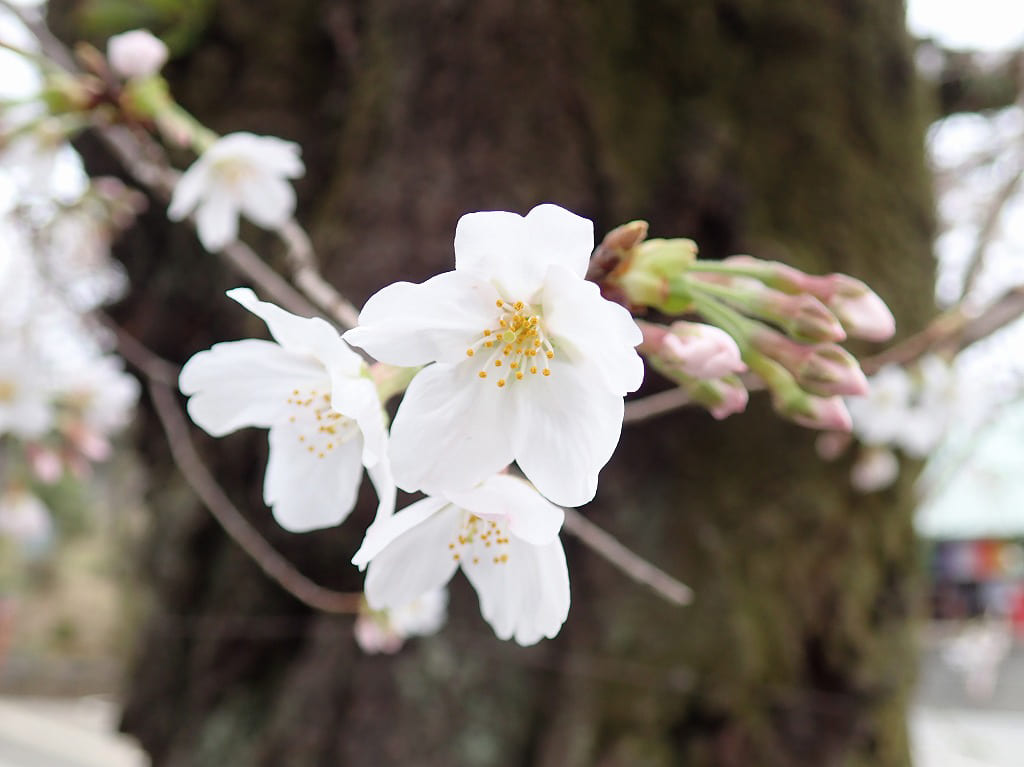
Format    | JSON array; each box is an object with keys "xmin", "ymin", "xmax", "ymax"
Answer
[
  {"xmin": 179, "ymin": 288, "xmax": 394, "ymax": 532},
  {"xmin": 353, "ymin": 474, "xmax": 569, "ymax": 646},
  {"xmin": 168, "ymin": 133, "xmax": 304, "ymax": 252},
  {"xmin": 353, "ymin": 588, "xmax": 448, "ymax": 654},
  {"xmin": 106, "ymin": 30, "xmax": 169, "ymax": 80},
  {"xmin": 344, "ymin": 204, "xmax": 643, "ymax": 507}
]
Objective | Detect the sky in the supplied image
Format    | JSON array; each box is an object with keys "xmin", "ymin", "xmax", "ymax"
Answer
[{"xmin": 907, "ymin": 0, "xmax": 1024, "ymax": 51}]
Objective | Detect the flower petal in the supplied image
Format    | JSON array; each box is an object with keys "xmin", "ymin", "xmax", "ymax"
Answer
[
  {"xmin": 511, "ymin": 358, "xmax": 624, "ymax": 507},
  {"xmin": 227, "ymin": 288, "xmax": 363, "ymax": 375},
  {"xmin": 461, "ymin": 534, "xmax": 569, "ymax": 645},
  {"xmin": 543, "ymin": 264, "xmax": 644, "ymax": 395},
  {"xmin": 238, "ymin": 172, "xmax": 296, "ymax": 228},
  {"xmin": 523, "ymin": 203, "xmax": 593, "ymax": 278},
  {"xmin": 343, "ymin": 271, "xmax": 499, "ymax": 367},
  {"xmin": 352, "ymin": 495, "xmax": 448, "ymax": 569},
  {"xmin": 366, "ymin": 457, "xmax": 397, "ymax": 523},
  {"xmin": 263, "ymin": 423, "xmax": 364, "ymax": 532},
  {"xmin": 362, "ymin": 502, "xmax": 462, "ymax": 607},
  {"xmin": 388, "ymin": 362, "xmax": 515, "ymax": 495},
  {"xmin": 179, "ymin": 339, "xmax": 324, "ymax": 437},
  {"xmin": 330, "ymin": 376, "xmax": 388, "ymax": 466},
  {"xmin": 446, "ymin": 474, "xmax": 564, "ymax": 545},
  {"xmin": 194, "ymin": 188, "xmax": 239, "ymax": 251},
  {"xmin": 454, "ymin": 204, "xmax": 593, "ymax": 299},
  {"xmin": 167, "ymin": 162, "xmax": 209, "ymax": 221}
]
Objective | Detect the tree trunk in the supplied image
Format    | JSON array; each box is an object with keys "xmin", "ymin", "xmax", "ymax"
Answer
[{"xmin": 51, "ymin": 1, "xmax": 934, "ymax": 765}]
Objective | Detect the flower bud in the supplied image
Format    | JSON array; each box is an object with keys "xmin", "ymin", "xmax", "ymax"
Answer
[
  {"xmin": 776, "ymin": 391, "xmax": 853, "ymax": 432},
  {"xmin": 778, "ymin": 294, "xmax": 847, "ymax": 343},
  {"xmin": 748, "ymin": 326, "xmax": 867, "ymax": 397},
  {"xmin": 688, "ymin": 375, "xmax": 749, "ymax": 420},
  {"xmin": 639, "ymin": 320, "xmax": 745, "ymax": 380},
  {"xmin": 824, "ymin": 276, "xmax": 895, "ymax": 342},
  {"xmin": 613, "ymin": 237, "xmax": 699, "ymax": 313},
  {"xmin": 850, "ymin": 447, "xmax": 899, "ymax": 493},
  {"xmin": 107, "ymin": 29, "xmax": 169, "ymax": 80},
  {"xmin": 717, "ymin": 257, "xmax": 894, "ymax": 342}
]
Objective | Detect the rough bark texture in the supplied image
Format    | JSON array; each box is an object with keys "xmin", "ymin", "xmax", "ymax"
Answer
[{"xmin": 52, "ymin": 1, "xmax": 934, "ymax": 765}]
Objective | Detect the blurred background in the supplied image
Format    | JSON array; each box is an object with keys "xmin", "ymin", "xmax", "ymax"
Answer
[{"xmin": 0, "ymin": 0, "xmax": 1022, "ymax": 765}]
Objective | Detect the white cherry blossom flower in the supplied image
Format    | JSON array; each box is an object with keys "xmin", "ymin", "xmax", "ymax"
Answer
[
  {"xmin": 106, "ymin": 29, "xmax": 169, "ymax": 79},
  {"xmin": 168, "ymin": 133, "xmax": 304, "ymax": 252},
  {"xmin": 353, "ymin": 474, "xmax": 569, "ymax": 646},
  {"xmin": 0, "ymin": 487, "xmax": 54, "ymax": 556},
  {"xmin": 344, "ymin": 204, "xmax": 643, "ymax": 507},
  {"xmin": 0, "ymin": 342, "xmax": 54, "ymax": 439},
  {"xmin": 847, "ymin": 364, "xmax": 912, "ymax": 446},
  {"xmin": 179, "ymin": 288, "xmax": 394, "ymax": 532},
  {"xmin": 353, "ymin": 588, "xmax": 448, "ymax": 654}
]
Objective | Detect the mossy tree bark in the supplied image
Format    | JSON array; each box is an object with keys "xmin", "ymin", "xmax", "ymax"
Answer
[{"xmin": 51, "ymin": 0, "xmax": 934, "ymax": 765}]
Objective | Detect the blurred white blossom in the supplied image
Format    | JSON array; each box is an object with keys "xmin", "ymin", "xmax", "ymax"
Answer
[
  {"xmin": 168, "ymin": 132, "xmax": 304, "ymax": 251},
  {"xmin": 106, "ymin": 29, "xmax": 168, "ymax": 80},
  {"xmin": 354, "ymin": 588, "xmax": 448, "ymax": 654}
]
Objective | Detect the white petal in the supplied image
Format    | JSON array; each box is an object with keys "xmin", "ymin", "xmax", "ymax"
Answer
[
  {"xmin": 253, "ymin": 139, "xmax": 304, "ymax": 177},
  {"xmin": 238, "ymin": 172, "xmax": 296, "ymax": 228},
  {"xmin": 167, "ymin": 162, "xmax": 209, "ymax": 221},
  {"xmin": 343, "ymin": 271, "xmax": 499, "ymax": 367},
  {"xmin": 352, "ymin": 495, "xmax": 448, "ymax": 569},
  {"xmin": 522, "ymin": 204, "xmax": 593, "ymax": 278},
  {"xmin": 446, "ymin": 474, "xmax": 563, "ymax": 545},
  {"xmin": 194, "ymin": 190, "xmax": 239, "ymax": 251},
  {"xmin": 461, "ymin": 535, "xmax": 569, "ymax": 645},
  {"xmin": 454, "ymin": 210, "xmax": 529, "ymax": 289},
  {"xmin": 511, "ymin": 358, "xmax": 624, "ymax": 507},
  {"xmin": 227, "ymin": 288, "xmax": 362, "ymax": 375},
  {"xmin": 330, "ymin": 376, "xmax": 388, "ymax": 466},
  {"xmin": 263, "ymin": 424, "xmax": 364, "ymax": 532},
  {"xmin": 366, "ymin": 458, "xmax": 397, "ymax": 523},
  {"xmin": 543, "ymin": 264, "xmax": 644, "ymax": 395},
  {"xmin": 362, "ymin": 503, "xmax": 462, "ymax": 607},
  {"xmin": 454, "ymin": 204, "xmax": 593, "ymax": 300},
  {"xmin": 388, "ymin": 362, "xmax": 514, "ymax": 495},
  {"xmin": 179, "ymin": 339, "xmax": 324, "ymax": 437}
]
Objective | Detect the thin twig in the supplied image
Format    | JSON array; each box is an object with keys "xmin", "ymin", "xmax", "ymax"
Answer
[
  {"xmin": 110, "ymin": 322, "xmax": 362, "ymax": 614},
  {"xmin": 279, "ymin": 219, "xmax": 360, "ymax": 329},
  {"xmin": 861, "ymin": 285, "xmax": 1024, "ymax": 372},
  {"xmin": 623, "ymin": 387, "xmax": 693, "ymax": 424},
  {"xmin": 562, "ymin": 508, "xmax": 693, "ymax": 606},
  {"xmin": 960, "ymin": 163, "xmax": 1024, "ymax": 300}
]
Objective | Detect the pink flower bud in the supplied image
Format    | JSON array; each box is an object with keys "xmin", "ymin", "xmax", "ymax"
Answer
[
  {"xmin": 107, "ymin": 30, "xmax": 168, "ymax": 80},
  {"xmin": 824, "ymin": 276, "xmax": 895, "ymax": 342},
  {"xmin": 748, "ymin": 327, "xmax": 867, "ymax": 396},
  {"xmin": 707, "ymin": 378, "xmax": 749, "ymax": 420},
  {"xmin": 640, "ymin": 320, "xmax": 746, "ymax": 380},
  {"xmin": 667, "ymin": 322, "xmax": 745, "ymax": 379},
  {"xmin": 780, "ymin": 294, "xmax": 847, "ymax": 343},
  {"xmin": 27, "ymin": 445, "xmax": 63, "ymax": 484},
  {"xmin": 850, "ymin": 447, "xmax": 900, "ymax": 493},
  {"xmin": 685, "ymin": 375, "xmax": 749, "ymax": 420},
  {"xmin": 782, "ymin": 394, "xmax": 853, "ymax": 432}
]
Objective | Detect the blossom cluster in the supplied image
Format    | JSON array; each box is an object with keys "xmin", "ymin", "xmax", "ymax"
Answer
[
  {"xmin": 0, "ymin": 171, "xmax": 141, "ymax": 559},
  {"xmin": 181, "ymin": 204, "xmax": 642, "ymax": 645},
  {"xmin": 837, "ymin": 356, "xmax": 957, "ymax": 492}
]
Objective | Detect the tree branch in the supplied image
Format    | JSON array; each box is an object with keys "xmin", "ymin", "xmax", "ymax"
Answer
[
  {"xmin": 110, "ymin": 321, "xmax": 362, "ymax": 614},
  {"xmin": 561, "ymin": 508, "xmax": 693, "ymax": 606}
]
